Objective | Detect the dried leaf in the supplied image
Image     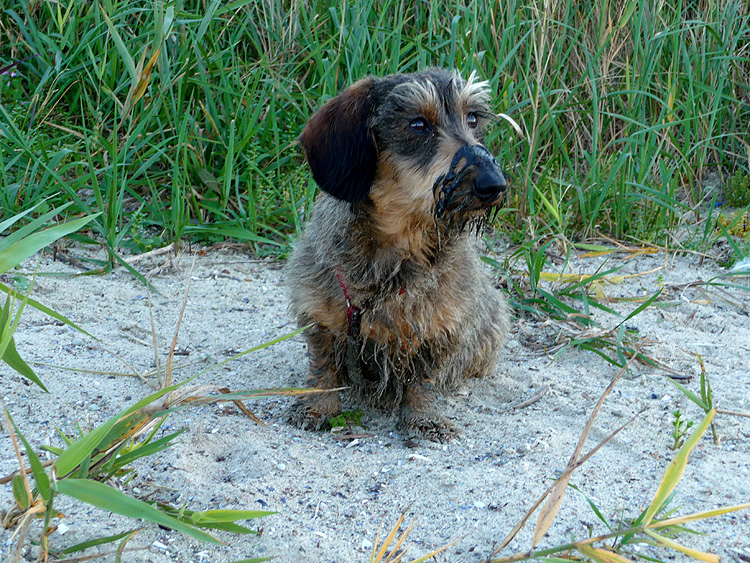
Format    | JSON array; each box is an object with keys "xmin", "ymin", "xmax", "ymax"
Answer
[{"xmin": 131, "ymin": 45, "xmax": 162, "ymax": 105}]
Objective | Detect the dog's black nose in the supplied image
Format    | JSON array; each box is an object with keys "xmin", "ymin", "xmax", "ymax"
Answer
[{"xmin": 474, "ymin": 168, "xmax": 508, "ymax": 202}]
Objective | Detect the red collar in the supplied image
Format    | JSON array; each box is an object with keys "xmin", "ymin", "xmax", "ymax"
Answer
[
  {"xmin": 335, "ymin": 266, "xmax": 361, "ymax": 336},
  {"xmin": 334, "ymin": 266, "xmax": 406, "ymax": 337}
]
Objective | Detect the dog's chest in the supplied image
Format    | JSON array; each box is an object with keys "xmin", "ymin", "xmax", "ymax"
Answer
[{"xmin": 356, "ymin": 267, "xmax": 464, "ymax": 351}]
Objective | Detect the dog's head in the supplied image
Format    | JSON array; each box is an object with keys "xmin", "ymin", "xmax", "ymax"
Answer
[{"xmin": 299, "ymin": 69, "xmax": 507, "ymax": 228}]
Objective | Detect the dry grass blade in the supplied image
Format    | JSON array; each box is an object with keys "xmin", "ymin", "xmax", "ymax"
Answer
[
  {"xmin": 493, "ymin": 351, "xmax": 640, "ymax": 554},
  {"xmin": 136, "ymin": 384, "xmax": 331, "ymax": 419},
  {"xmin": 651, "ymin": 503, "xmax": 750, "ymax": 529},
  {"xmin": 219, "ymin": 387, "xmax": 265, "ymax": 425},
  {"xmin": 576, "ymin": 543, "xmax": 636, "ymax": 563},
  {"xmin": 383, "ymin": 521, "xmax": 414, "ymax": 563},
  {"xmin": 369, "ymin": 511, "xmax": 457, "ymax": 563},
  {"xmin": 122, "ymin": 243, "xmax": 176, "ymax": 264},
  {"xmin": 373, "ymin": 511, "xmax": 406, "ymax": 562},
  {"xmin": 492, "ymin": 409, "xmax": 642, "ymax": 556},
  {"xmin": 369, "ymin": 521, "xmax": 384, "ymax": 563},
  {"xmin": 406, "ymin": 541, "xmax": 459, "ymax": 563},
  {"xmin": 489, "ymin": 406, "xmax": 746, "ymax": 563},
  {"xmin": 164, "ymin": 256, "xmax": 195, "ymax": 388},
  {"xmin": 642, "ymin": 530, "xmax": 719, "ymax": 563},
  {"xmin": 496, "ymin": 385, "xmax": 548, "ymax": 414},
  {"xmin": 531, "ymin": 350, "xmax": 638, "ymax": 546},
  {"xmin": 3, "ymin": 405, "xmax": 33, "ymax": 507},
  {"xmin": 2, "ymin": 403, "xmax": 47, "ymax": 563},
  {"xmin": 44, "ymin": 546, "xmax": 148, "ymax": 563},
  {"xmin": 716, "ymin": 408, "xmax": 750, "ymax": 418},
  {"xmin": 496, "ymin": 112, "xmax": 525, "ymax": 139},
  {"xmin": 146, "ymin": 290, "xmax": 161, "ymax": 389},
  {"xmin": 9, "ymin": 516, "xmax": 33, "ymax": 563}
]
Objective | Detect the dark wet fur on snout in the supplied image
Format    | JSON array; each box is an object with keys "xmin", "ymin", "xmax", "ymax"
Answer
[
  {"xmin": 434, "ymin": 144, "xmax": 507, "ymax": 223},
  {"xmin": 286, "ymin": 69, "xmax": 510, "ymax": 442}
]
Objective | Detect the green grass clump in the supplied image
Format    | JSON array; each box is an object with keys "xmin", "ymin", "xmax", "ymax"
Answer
[
  {"xmin": 1, "ymin": 0, "xmax": 749, "ymax": 259},
  {"xmin": 327, "ymin": 409, "xmax": 365, "ymax": 430},
  {"xmin": 4, "ymin": 387, "xmax": 276, "ymax": 562},
  {"xmin": 726, "ymin": 172, "xmax": 750, "ymax": 207}
]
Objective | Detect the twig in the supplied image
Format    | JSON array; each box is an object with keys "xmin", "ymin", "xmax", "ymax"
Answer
[
  {"xmin": 0, "ymin": 459, "xmax": 54, "ymax": 485},
  {"xmin": 147, "ymin": 290, "xmax": 162, "ymax": 387},
  {"xmin": 46, "ymin": 546, "xmax": 149, "ymax": 562},
  {"xmin": 123, "ymin": 243, "xmax": 176, "ymax": 264},
  {"xmin": 717, "ymin": 408, "xmax": 750, "ymax": 419},
  {"xmin": 496, "ymin": 385, "xmax": 548, "ymax": 414},
  {"xmin": 164, "ymin": 257, "xmax": 196, "ymax": 388}
]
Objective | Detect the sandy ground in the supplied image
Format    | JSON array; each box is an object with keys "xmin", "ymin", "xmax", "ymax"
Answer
[{"xmin": 1, "ymin": 242, "xmax": 749, "ymax": 563}]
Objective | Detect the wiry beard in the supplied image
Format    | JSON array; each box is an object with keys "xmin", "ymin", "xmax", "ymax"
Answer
[
  {"xmin": 433, "ymin": 148, "xmax": 476, "ymax": 220},
  {"xmin": 434, "ymin": 180, "xmax": 498, "ymax": 238},
  {"xmin": 435, "ymin": 205, "xmax": 494, "ymax": 238},
  {"xmin": 432, "ymin": 144, "xmax": 501, "ymax": 235}
]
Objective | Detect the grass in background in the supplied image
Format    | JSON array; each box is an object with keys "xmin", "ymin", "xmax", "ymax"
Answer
[{"xmin": 1, "ymin": 0, "xmax": 748, "ymax": 261}]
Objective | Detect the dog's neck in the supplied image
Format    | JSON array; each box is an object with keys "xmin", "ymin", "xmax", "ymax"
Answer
[{"xmin": 345, "ymin": 198, "xmax": 465, "ymax": 288}]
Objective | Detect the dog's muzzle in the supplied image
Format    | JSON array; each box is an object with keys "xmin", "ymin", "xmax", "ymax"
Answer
[{"xmin": 433, "ymin": 145, "xmax": 508, "ymax": 216}]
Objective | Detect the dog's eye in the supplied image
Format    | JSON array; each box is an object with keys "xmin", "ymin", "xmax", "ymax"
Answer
[
  {"xmin": 467, "ymin": 112, "xmax": 479, "ymax": 129},
  {"xmin": 409, "ymin": 117, "xmax": 430, "ymax": 133}
]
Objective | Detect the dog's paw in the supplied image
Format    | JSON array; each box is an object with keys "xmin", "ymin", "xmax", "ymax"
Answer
[
  {"xmin": 287, "ymin": 402, "xmax": 330, "ymax": 431},
  {"xmin": 399, "ymin": 410, "xmax": 461, "ymax": 443},
  {"xmin": 287, "ymin": 395, "xmax": 342, "ymax": 431}
]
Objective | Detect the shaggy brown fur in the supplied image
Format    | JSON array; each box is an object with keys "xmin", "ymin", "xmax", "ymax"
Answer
[{"xmin": 286, "ymin": 69, "xmax": 510, "ymax": 441}]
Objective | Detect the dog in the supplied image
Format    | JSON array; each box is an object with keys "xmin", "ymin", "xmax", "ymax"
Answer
[{"xmin": 286, "ymin": 69, "xmax": 510, "ymax": 441}]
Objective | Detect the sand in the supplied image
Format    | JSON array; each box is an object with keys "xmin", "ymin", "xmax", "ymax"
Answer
[{"xmin": 1, "ymin": 243, "xmax": 749, "ymax": 562}]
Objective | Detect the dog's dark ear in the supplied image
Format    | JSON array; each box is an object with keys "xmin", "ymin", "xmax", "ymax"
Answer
[{"xmin": 299, "ymin": 78, "xmax": 377, "ymax": 203}]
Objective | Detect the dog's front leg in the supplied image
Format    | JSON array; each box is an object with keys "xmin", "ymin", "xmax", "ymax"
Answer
[
  {"xmin": 398, "ymin": 380, "xmax": 460, "ymax": 443},
  {"xmin": 288, "ymin": 322, "xmax": 343, "ymax": 430}
]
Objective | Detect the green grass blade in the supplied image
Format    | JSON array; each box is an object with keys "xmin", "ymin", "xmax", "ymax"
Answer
[
  {"xmin": 12, "ymin": 474, "xmax": 30, "ymax": 509},
  {"xmin": 618, "ymin": 289, "xmax": 662, "ymax": 327},
  {"xmin": 667, "ymin": 378, "xmax": 707, "ymax": 410},
  {"xmin": 568, "ymin": 483, "xmax": 612, "ymax": 532},
  {"xmin": 98, "ymin": 4, "xmax": 137, "ymax": 82},
  {"xmin": 0, "ymin": 204, "xmax": 43, "ymax": 237},
  {"xmin": 6, "ymin": 409, "xmax": 51, "ymax": 501},
  {"xmin": 110, "ymin": 429, "xmax": 185, "ymax": 468},
  {"xmin": 2, "ymin": 334, "xmax": 47, "ymax": 391},
  {"xmin": 0, "ymin": 284, "xmax": 47, "ymax": 390},
  {"xmin": 642, "ymin": 529, "xmax": 719, "ymax": 562},
  {"xmin": 54, "ymin": 382, "xmax": 186, "ymax": 477},
  {"xmin": 195, "ymin": 509, "xmax": 277, "ymax": 523},
  {"xmin": 57, "ymin": 528, "xmax": 143, "ymax": 555},
  {"xmin": 56, "ymin": 479, "xmax": 222, "ymax": 544},
  {"xmin": 0, "ymin": 214, "xmax": 100, "ymax": 276},
  {"xmin": 196, "ymin": 522, "xmax": 258, "ymax": 534},
  {"xmin": 0, "ymin": 203, "xmax": 74, "ymax": 252},
  {"xmin": 0, "ymin": 282, "xmax": 96, "ymax": 339}
]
